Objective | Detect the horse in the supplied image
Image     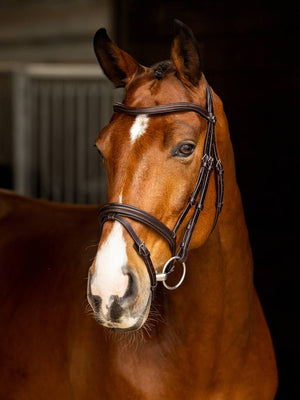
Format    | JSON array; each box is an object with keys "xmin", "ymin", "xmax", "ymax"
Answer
[{"xmin": 0, "ymin": 20, "xmax": 277, "ymax": 399}]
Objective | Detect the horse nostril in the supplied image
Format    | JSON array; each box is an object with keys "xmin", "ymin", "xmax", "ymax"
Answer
[
  {"xmin": 123, "ymin": 270, "xmax": 138, "ymax": 303},
  {"xmin": 109, "ymin": 296, "xmax": 124, "ymax": 322},
  {"xmin": 108, "ymin": 272, "xmax": 138, "ymax": 322},
  {"xmin": 89, "ymin": 294, "xmax": 102, "ymax": 313}
]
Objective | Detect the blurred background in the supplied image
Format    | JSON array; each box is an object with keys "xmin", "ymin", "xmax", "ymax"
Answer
[{"xmin": 0, "ymin": 0, "xmax": 298, "ymax": 398}]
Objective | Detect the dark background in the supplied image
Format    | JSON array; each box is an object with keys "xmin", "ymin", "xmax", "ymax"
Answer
[
  {"xmin": 116, "ymin": 2, "xmax": 298, "ymax": 398},
  {"xmin": 1, "ymin": 1, "xmax": 299, "ymax": 398}
]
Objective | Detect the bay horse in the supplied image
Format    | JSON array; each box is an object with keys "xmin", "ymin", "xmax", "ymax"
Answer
[{"xmin": 0, "ymin": 20, "xmax": 277, "ymax": 399}]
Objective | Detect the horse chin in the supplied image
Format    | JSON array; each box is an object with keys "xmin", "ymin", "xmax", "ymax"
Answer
[
  {"xmin": 95, "ymin": 291, "xmax": 152, "ymax": 332},
  {"xmin": 109, "ymin": 315, "xmax": 148, "ymax": 333}
]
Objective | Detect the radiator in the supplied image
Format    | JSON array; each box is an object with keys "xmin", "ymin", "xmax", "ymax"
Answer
[{"xmin": 13, "ymin": 64, "xmax": 123, "ymax": 204}]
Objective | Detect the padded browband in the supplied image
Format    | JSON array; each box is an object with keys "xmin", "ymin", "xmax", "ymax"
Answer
[{"xmin": 114, "ymin": 102, "xmax": 216, "ymax": 123}]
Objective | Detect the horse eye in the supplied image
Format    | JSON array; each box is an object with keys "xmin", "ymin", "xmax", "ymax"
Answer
[{"xmin": 173, "ymin": 142, "xmax": 196, "ymax": 158}]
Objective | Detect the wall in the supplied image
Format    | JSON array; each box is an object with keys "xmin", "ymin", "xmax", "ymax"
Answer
[
  {"xmin": 0, "ymin": 0, "xmax": 114, "ymax": 62},
  {"xmin": 0, "ymin": 0, "xmax": 114, "ymax": 192}
]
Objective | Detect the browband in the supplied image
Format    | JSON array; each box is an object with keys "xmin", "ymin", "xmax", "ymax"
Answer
[{"xmin": 113, "ymin": 102, "xmax": 216, "ymax": 123}]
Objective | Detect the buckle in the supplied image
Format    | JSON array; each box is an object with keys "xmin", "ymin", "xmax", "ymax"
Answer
[
  {"xmin": 208, "ymin": 113, "xmax": 216, "ymax": 124},
  {"xmin": 202, "ymin": 155, "xmax": 214, "ymax": 171},
  {"xmin": 216, "ymin": 159, "xmax": 224, "ymax": 173},
  {"xmin": 138, "ymin": 241, "xmax": 149, "ymax": 257}
]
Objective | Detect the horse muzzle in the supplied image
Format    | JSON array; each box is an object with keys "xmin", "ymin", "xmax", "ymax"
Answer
[{"xmin": 87, "ymin": 268, "xmax": 151, "ymax": 331}]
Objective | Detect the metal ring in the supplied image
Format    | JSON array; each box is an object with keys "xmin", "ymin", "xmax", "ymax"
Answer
[{"xmin": 161, "ymin": 256, "xmax": 186, "ymax": 291}]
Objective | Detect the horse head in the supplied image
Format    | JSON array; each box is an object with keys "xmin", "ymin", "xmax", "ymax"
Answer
[{"xmin": 88, "ymin": 20, "xmax": 226, "ymax": 331}]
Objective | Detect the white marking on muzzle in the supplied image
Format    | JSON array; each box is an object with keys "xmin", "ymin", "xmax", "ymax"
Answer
[
  {"xmin": 130, "ymin": 114, "xmax": 149, "ymax": 144},
  {"xmin": 91, "ymin": 221, "xmax": 129, "ymax": 314}
]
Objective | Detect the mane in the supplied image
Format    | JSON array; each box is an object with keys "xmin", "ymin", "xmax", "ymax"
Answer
[{"xmin": 151, "ymin": 60, "xmax": 175, "ymax": 80}]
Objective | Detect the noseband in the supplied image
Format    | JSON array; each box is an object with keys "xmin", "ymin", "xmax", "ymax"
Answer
[{"xmin": 98, "ymin": 85, "xmax": 224, "ymax": 291}]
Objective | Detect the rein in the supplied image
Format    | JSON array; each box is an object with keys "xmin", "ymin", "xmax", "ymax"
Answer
[{"xmin": 98, "ymin": 85, "xmax": 224, "ymax": 291}]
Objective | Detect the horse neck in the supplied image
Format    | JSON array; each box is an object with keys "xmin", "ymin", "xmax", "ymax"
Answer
[{"xmin": 105, "ymin": 111, "xmax": 257, "ymax": 392}]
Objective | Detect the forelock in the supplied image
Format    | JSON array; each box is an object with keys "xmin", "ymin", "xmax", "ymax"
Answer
[{"xmin": 151, "ymin": 60, "xmax": 175, "ymax": 80}]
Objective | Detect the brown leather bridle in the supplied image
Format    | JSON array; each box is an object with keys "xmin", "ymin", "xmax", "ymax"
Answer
[{"xmin": 98, "ymin": 85, "xmax": 224, "ymax": 291}]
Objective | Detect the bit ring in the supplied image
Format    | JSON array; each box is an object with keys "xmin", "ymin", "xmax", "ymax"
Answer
[{"xmin": 156, "ymin": 256, "xmax": 186, "ymax": 290}]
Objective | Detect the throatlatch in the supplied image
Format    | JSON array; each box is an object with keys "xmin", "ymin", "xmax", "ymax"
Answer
[{"xmin": 98, "ymin": 84, "xmax": 224, "ymax": 291}]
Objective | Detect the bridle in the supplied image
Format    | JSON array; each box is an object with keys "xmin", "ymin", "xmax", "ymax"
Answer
[{"xmin": 98, "ymin": 84, "xmax": 224, "ymax": 291}]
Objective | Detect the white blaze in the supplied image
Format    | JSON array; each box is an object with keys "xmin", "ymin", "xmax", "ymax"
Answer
[
  {"xmin": 91, "ymin": 221, "xmax": 129, "ymax": 313},
  {"xmin": 90, "ymin": 113, "xmax": 150, "ymax": 318},
  {"xmin": 129, "ymin": 114, "xmax": 149, "ymax": 144}
]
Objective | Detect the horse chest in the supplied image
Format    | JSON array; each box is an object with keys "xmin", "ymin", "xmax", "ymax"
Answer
[{"xmin": 100, "ymin": 337, "xmax": 206, "ymax": 400}]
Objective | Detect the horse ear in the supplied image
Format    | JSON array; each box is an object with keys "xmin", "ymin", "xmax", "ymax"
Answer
[
  {"xmin": 171, "ymin": 19, "xmax": 202, "ymax": 87},
  {"xmin": 94, "ymin": 28, "xmax": 143, "ymax": 87}
]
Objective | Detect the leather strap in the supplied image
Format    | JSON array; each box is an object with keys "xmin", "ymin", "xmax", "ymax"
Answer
[
  {"xmin": 98, "ymin": 203, "xmax": 177, "ymax": 291},
  {"xmin": 99, "ymin": 213, "xmax": 157, "ymax": 290},
  {"xmin": 99, "ymin": 203, "xmax": 176, "ymax": 256},
  {"xmin": 114, "ymin": 102, "xmax": 216, "ymax": 123}
]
